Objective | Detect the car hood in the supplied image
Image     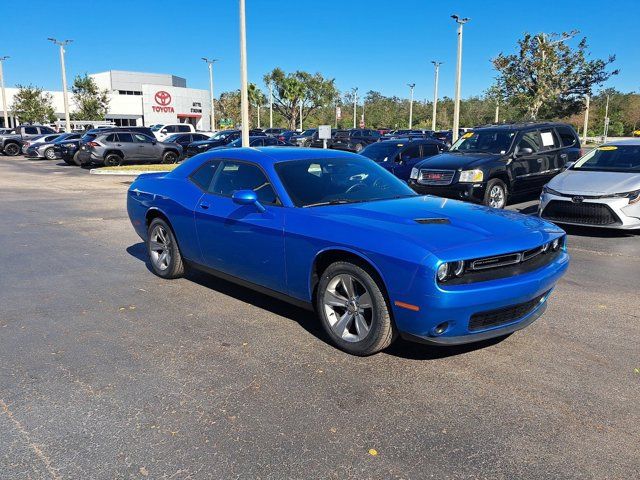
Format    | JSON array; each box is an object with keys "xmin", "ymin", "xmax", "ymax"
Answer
[
  {"xmin": 415, "ymin": 151, "xmax": 503, "ymax": 169},
  {"xmin": 306, "ymin": 196, "xmax": 562, "ymax": 260},
  {"xmin": 548, "ymin": 170, "xmax": 640, "ymax": 195}
]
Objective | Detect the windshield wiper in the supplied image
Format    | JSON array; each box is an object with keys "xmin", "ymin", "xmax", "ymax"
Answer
[{"xmin": 303, "ymin": 199, "xmax": 361, "ymax": 208}]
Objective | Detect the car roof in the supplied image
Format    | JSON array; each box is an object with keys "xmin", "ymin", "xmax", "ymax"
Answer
[{"xmin": 472, "ymin": 122, "xmax": 573, "ymax": 131}]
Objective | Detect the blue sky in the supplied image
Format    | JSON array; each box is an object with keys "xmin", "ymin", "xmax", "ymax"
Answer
[{"xmin": 1, "ymin": 0, "xmax": 637, "ymax": 100}]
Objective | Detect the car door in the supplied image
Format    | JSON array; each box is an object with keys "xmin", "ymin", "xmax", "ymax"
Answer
[
  {"xmin": 511, "ymin": 130, "xmax": 543, "ymax": 192},
  {"xmin": 537, "ymin": 127, "xmax": 563, "ymax": 186},
  {"xmin": 194, "ymin": 160, "xmax": 286, "ymax": 293},
  {"xmin": 133, "ymin": 133, "xmax": 156, "ymax": 161},
  {"xmin": 114, "ymin": 132, "xmax": 137, "ymax": 160},
  {"xmin": 393, "ymin": 143, "xmax": 422, "ymax": 180}
]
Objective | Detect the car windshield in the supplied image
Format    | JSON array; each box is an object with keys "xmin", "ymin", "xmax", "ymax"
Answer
[
  {"xmin": 150, "ymin": 125, "xmax": 163, "ymax": 131},
  {"xmin": 210, "ymin": 131, "xmax": 233, "ymax": 140},
  {"xmin": 450, "ymin": 130, "xmax": 515, "ymax": 154},
  {"xmin": 274, "ymin": 157, "xmax": 416, "ymax": 207},
  {"xmin": 572, "ymin": 145, "xmax": 640, "ymax": 173},
  {"xmin": 164, "ymin": 134, "xmax": 182, "ymax": 143},
  {"xmin": 360, "ymin": 142, "xmax": 401, "ymax": 162},
  {"xmin": 301, "ymin": 129, "xmax": 316, "ymax": 136}
]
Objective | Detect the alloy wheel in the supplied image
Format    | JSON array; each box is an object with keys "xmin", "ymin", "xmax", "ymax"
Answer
[
  {"xmin": 4, "ymin": 143, "xmax": 19, "ymax": 156},
  {"xmin": 45, "ymin": 148, "xmax": 56, "ymax": 160},
  {"xmin": 323, "ymin": 273, "xmax": 373, "ymax": 342},
  {"xmin": 149, "ymin": 225, "xmax": 172, "ymax": 271},
  {"xmin": 489, "ymin": 185, "xmax": 506, "ymax": 208}
]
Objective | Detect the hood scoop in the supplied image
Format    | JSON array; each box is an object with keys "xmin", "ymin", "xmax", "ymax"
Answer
[{"xmin": 414, "ymin": 218, "xmax": 451, "ymax": 225}]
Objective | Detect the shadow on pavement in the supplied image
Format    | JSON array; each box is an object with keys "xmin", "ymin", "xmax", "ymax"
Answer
[{"xmin": 126, "ymin": 241, "xmax": 502, "ymax": 360}]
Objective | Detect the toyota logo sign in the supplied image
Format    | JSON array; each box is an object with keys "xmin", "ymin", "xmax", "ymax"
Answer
[
  {"xmin": 155, "ymin": 91, "xmax": 172, "ymax": 106},
  {"xmin": 152, "ymin": 91, "xmax": 175, "ymax": 113}
]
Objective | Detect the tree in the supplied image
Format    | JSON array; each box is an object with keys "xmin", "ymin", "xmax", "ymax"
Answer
[
  {"xmin": 71, "ymin": 74, "xmax": 110, "ymax": 120},
  {"xmin": 263, "ymin": 68, "xmax": 338, "ymax": 129},
  {"xmin": 248, "ymin": 83, "xmax": 266, "ymax": 128},
  {"xmin": 10, "ymin": 85, "xmax": 56, "ymax": 124},
  {"xmin": 492, "ymin": 31, "xmax": 618, "ymax": 120},
  {"xmin": 216, "ymin": 90, "xmax": 241, "ymax": 127}
]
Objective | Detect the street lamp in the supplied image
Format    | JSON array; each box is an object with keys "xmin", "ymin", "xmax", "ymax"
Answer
[
  {"xmin": 352, "ymin": 87, "xmax": 358, "ymax": 129},
  {"xmin": 47, "ymin": 38, "xmax": 72, "ymax": 133},
  {"xmin": 202, "ymin": 57, "xmax": 218, "ymax": 131},
  {"xmin": 450, "ymin": 15, "xmax": 469, "ymax": 143},
  {"xmin": 0, "ymin": 56, "xmax": 9, "ymax": 129},
  {"xmin": 430, "ymin": 61, "xmax": 442, "ymax": 131},
  {"xmin": 407, "ymin": 83, "xmax": 415, "ymax": 129},
  {"xmin": 268, "ymin": 82, "xmax": 273, "ymax": 129},
  {"xmin": 238, "ymin": 0, "xmax": 250, "ymax": 146}
]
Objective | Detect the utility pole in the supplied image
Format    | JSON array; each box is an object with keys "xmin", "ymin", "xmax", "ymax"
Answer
[
  {"xmin": 202, "ymin": 58, "xmax": 218, "ymax": 131},
  {"xmin": 352, "ymin": 87, "xmax": 358, "ymax": 129},
  {"xmin": 238, "ymin": 0, "xmax": 249, "ymax": 146},
  {"xmin": 603, "ymin": 93, "xmax": 610, "ymax": 143},
  {"xmin": 582, "ymin": 94, "xmax": 590, "ymax": 145},
  {"xmin": 299, "ymin": 100, "xmax": 303, "ymax": 131},
  {"xmin": 431, "ymin": 61, "xmax": 441, "ymax": 131},
  {"xmin": 495, "ymin": 101, "xmax": 500, "ymax": 123},
  {"xmin": 48, "ymin": 38, "xmax": 72, "ymax": 132},
  {"xmin": 451, "ymin": 15, "xmax": 469, "ymax": 143},
  {"xmin": 0, "ymin": 56, "xmax": 9, "ymax": 129},
  {"xmin": 269, "ymin": 82, "xmax": 273, "ymax": 129},
  {"xmin": 407, "ymin": 83, "xmax": 415, "ymax": 129}
]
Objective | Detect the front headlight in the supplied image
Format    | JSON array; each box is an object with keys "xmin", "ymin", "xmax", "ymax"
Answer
[
  {"xmin": 542, "ymin": 185, "xmax": 562, "ymax": 196},
  {"xmin": 410, "ymin": 167, "xmax": 419, "ymax": 180},
  {"xmin": 458, "ymin": 169, "xmax": 483, "ymax": 183},
  {"xmin": 624, "ymin": 189, "xmax": 640, "ymax": 204},
  {"xmin": 436, "ymin": 260, "xmax": 465, "ymax": 283}
]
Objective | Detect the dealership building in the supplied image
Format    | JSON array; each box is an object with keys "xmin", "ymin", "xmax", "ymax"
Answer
[{"xmin": 0, "ymin": 70, "xmax": 212, "ymax": 130}]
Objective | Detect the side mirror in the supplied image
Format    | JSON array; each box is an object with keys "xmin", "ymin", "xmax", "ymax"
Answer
[
  {"xmin": 516, "ymin": 147, "xmax": 533, "ymax": 156},
  {"xmin": 232, "ymin": 189, "xmax": 266, "ymax": 213},
  {"xmin": 395, "ymin": 155, "xmax": 404, "ymax": 164}
]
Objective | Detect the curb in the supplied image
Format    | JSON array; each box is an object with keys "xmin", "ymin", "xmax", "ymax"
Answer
[{"xmin": 89, "ymin": 169, "xmax": 167, "ymax": 176}]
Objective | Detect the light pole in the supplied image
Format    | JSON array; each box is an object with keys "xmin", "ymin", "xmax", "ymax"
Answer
[
  {"xmin": 495, "ymin": 101, "xmax": 500, "ymax": 123},
  {"xmin": 407, "ymin": 83, "xmax": 415, "ymax": 129},
  {"xmin": 238, "ymin": 0, "xmax": 249, "ymax": 146},
  {"xmin": 202, "ymin": 57, "xmax": 218, "ymax": 131},
  {"xmin": 451, "ymin": 15, "xmax": 469, "ymax": 143},
  {"xmin": 48, "ymin": 38, "xmax": 72, "ymax": 132},
  {"xmin": 431, "ymin": 61, "xmax": 441, "ymax": 131},
  {"xmin": 352, "ymin": 87, "xmax": 358, "ymax": 129},
  {"xmin": 0, "ymin": 56, "xmax": 9, "ymax": 129},
  {"xmin": 299, "ymin": 100, "xmax": 303, "ymax": 131},
  {"xmin": 269, "ymin": 82, "xmax": 273, "ymax": 129},
  {"xmin": 582, "ymin": 94, "xmax": 590, "ymax": 145},
  {"xmin": 603, "ymin": 93, "xmax": 610, "ymax": 143}
]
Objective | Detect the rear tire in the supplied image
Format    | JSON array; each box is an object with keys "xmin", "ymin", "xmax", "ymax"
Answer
[
  {"xmin": 3, "ymin": 142, "xmax": 20, "ymax": 156},
  {"xmin": 44, "ymin": 147, "xmax": 56, "ymax": 160},
  {"xmin": 316, "ymin": 261, "xmax": 396, "ymax": 356},
  {"xmin": 104, "ymin": 153, "xmax": 123, "ymax": 167},
  {"xmin": 146, "ymin": 218, "xmax": 184, "ymax": 279},
  {"xmin": 161, "ymin": 150, "xmax": 178, "ymax": 164},
  {"xmin": 71, "ymin": 151, "xmax": 82, "ymax": 166}
]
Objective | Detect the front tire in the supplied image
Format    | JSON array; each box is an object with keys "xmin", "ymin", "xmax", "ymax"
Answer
[
  {"xmin": 316, "ymin": 261, "xmax": 396, "ymax": 356},
  {"xmin": 147, "ymin": 218, "xmax": 184, "ymax": 279},
  {"xmin": 483, "ymin": 179, "xmax": 508, "ymax": 209},
  {"xmin": 44, "ymin": 147, "xmax": 56, "ymax": 160},
  {"xmin": 4, "ymin": 143, "xmax": 20, "ymax": 156}
]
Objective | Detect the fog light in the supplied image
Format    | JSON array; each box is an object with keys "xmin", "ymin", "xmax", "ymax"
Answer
[
  {"xmin": 551, "ymin": 238, "xmax": 560, "ymax": 251},
  {"xmin": 433, "ymin": 322, "xmax": 449, "ymax": 336},
  {"xmin": 436, "ymin": 263, "xmax": 449, "ymax": 282}
]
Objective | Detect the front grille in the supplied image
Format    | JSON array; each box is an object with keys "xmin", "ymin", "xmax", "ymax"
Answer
[
  {"xmin": 418, "ymin": 169, "xmax": 455, "ymax": 185},
  {"xmin": 469, "ymin": 292, "xmax": 548, "ymax": 332},
  {"xmin": 542, "ymin": 200, "xmax": 621, "ymax": 226}
]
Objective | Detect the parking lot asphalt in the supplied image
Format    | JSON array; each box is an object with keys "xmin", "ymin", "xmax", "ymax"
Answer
[{"xmin": 1, "ymin": 156, "xmax": 638, "ymax": 479}]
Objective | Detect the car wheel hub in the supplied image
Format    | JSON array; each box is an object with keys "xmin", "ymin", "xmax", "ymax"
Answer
[
  {"xmin": 149, "ymin": 225, "xmax": 171, "ymax": 271},
  {"xmin": 323, "ymin": 274, "xmax": 373, "ymax": 343},
  {"xmin": 490, "ymin": 186, "xmax": 505, "ymax": 208}
]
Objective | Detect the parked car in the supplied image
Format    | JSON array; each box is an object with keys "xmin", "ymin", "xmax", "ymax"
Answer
[
  {"xmin": 0, "ymin": 124, "xmax": 57, "ymax": 156},
  {"xmin": 164, "ymin": 133, "xmax": 211, "ymax": 150},
  {"xmin": 383, "ymin": 129, "xmax": 433, "ymax": 140},
  {"xmin": 22, "ymin": 133, "xmax": 64, "ymax": 156},
  {"xmin": 408, "ymin": 123, "xmax": 582, "ymax": 208},
  {"xmin": 84, "ymin": 126, "xmax": 155, "ymax": 138},
  {"xmin": 54, "ymin": 138, "xmax": 83, "ymax": 165},
  {"xmin": 264, "ymin": 128, "xmax": 287, "ymax": 136},
  {"xmin": 539, "ymin": 140, "xmax": 640, "ymax": 229},
  {"xmin": 77, "ymin": 131, "xmax": 182, "ymax": 167},
  {"xmin": 212, "ymin": 136, "xmax": 292, "ymax": 149},
  {"xmin": 127, "ymin": 147, "xmax": 569, "ymax": 356},
  {"xmin": 185, "ymin": 130, "xmax": 243, "ymax": 157},
  {"xmin": 290, "ymin": 128, "xmax": 318, "ymax": 147},
  {"xmin": 276, "ymin": 130, "xmax": 298, "ymax": 143},
  {"xmin": 330, "ymin": 129, "xmax": 381, "ymax": 152},
  {"xmin": 433, "ymin": 130, "xmax": 453, "ymax": 146},
  {"xmin": 309, "ymin": 129, "xmax": 338, "ymax": 148},
  {"xmin": 151, "ymin": 123, "xmax": 196, "ymax": 141},
  {"xmin": 25, "ymin": 133, "xmax": 82, "ymax": 159},
  {"xmin": 360, "ymin": 139, "xmax": 446, "ymax": 181}
]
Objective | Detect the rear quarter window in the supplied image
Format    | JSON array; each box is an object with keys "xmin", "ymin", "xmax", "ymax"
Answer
[{"xmin": 556, "ymin": 126, "xmax": 579, "ymax": 147}]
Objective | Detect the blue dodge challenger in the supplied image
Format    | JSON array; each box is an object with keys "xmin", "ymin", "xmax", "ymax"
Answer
[{"xmin": 127, "ymin": 147, "xmax": 569, "ymax": 355}]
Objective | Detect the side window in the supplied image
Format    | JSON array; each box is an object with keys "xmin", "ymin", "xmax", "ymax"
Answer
[
  {"xmin": 105, "ymin": 134, "xmax": 117, "ymax": 142},
  {"xmin": 118, "ymin": 133, "xmax": 134, "ymax": 142},
  {"xmin": 24, "ymin": 127, "xmax": 39, "ymax": 135},
  {"xmin": 556, "ymin": 126, "xmax": 578, "ymax": 147},
  {"xmin": 133, "ymin": 133, "xmax": 152, "ymax": 142},
  {"xmin": 177, "ymin": 125, "xmax": 191, "ymax": 133},
  {"xmin": 539, "ymin": 128, "xmax": 560, "ymax": 151},
  {"xmin": 421, "ymin": 144, "xmax": 439, "ymax": 157},
  {"xmin": 190, "ymin": 161, "xmax": 220, "ymax": 191},
  {"xmin": 516, "ymin": 131, "xmax": 541, "ymax": 153},
  {"xmin": 400, "ymin": 144, "xmax": 422, "ymax": 160},
  {"xmin": 39, "ymin": 127, "xmax": 55, "ymax": 134},
  {"xmin": 264, "ymin": 137, "xmax": 278, "ymax": 146},
  {"xmin": 211, "ymin": 161, "xmax": 278, "ymax": 205}
]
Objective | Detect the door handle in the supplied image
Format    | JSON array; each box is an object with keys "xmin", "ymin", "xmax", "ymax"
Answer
[
  {"xmin": 199, "ymin": 202, "xmax": 210, "ymax": 210},
  {"xmin": 537, "ymin": 158, "xmax": 543, "ymax": 162},
  {"xmin": 560, "ymin": 153, "xmax": 568, "ymax": 158}
]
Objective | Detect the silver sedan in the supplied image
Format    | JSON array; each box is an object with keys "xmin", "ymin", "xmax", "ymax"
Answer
[{"xmin": 539, "ymin": 139, "xmax": 640, "ymax": 230}]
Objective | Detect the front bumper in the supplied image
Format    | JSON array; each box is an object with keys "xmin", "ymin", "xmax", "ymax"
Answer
[
  {"xmin": 408, "ymin": 179, "xmax": 486, "ymax": 203},
  {"xmin": 539, "ymin": 193, "xmax": 640, "ymax": 230}
]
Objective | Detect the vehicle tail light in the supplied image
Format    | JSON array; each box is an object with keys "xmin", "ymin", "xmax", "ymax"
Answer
[{"xmin": 86, "ymin": 141, "xmax": 100, "ymax": 147}]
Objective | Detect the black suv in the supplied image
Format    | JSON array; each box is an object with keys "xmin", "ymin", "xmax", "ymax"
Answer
[
  {"xmin": 408, "ymin": 122, "xmax": 581, "ymax": 208},
  {"xmin": 330, "ymin": 129, "xmax": 381, "ymax": 152}
]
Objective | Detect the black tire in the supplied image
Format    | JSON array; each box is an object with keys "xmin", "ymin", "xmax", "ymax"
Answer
[
  {"xmin": 3, "ymin": 142, "xmax": 20, "ymax": 156},
  {"xmin": 161, "ymin": 150, "xmax": 178, "ymax": 164},
  {"xmin": 44, "ymin": 147, "xmax": 56, "ymax": 160},
  {"xmin": 146, "ymin": 218, "xmax": 184, "ymax": 279},
  {"xmin": 354, "ymin": 143, "xmax": 364, "ymax": 152},
  {"xmin": 483, "ymin": 178, "xmax": 508, "ymax": 209},
  {"xmin": 316, "ymin": 261, "xmax": 396, "ymax": 356},
  {"xmin": 71, "ymin": 151, "xmax": 81, "ymax": 166},
  {"xmin": 104, "ymin": 153, "xmax": 123, "ymax": 167}
]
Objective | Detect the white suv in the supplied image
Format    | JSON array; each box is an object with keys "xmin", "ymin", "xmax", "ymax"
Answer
[{"xmin": 151, "ymin": 123, "xmax": 195, "ymax": 141}]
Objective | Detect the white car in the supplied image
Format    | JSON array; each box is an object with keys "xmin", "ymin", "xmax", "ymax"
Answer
[
  {"xmin": 151, "ymin": 123, "xmax": 195, "ymax": 141},
  {"xmin": 539, "ymin": 140, "xmax": 640, "ymax": 229}
]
